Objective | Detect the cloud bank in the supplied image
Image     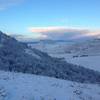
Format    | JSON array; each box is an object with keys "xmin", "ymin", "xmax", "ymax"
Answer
[{"xmin": 28, "ymin": 26, "xmax": 100, "ymax": 40}]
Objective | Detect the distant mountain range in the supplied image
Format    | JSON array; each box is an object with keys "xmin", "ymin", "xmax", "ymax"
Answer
[{"xmin": 0, "ymin": 31, "xmax": 100, "ymax": 83}]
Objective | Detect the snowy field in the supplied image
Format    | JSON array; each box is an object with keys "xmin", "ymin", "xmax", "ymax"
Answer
[
  {"xmin": 50, "ymin": 53, "xmax": 100, "ymax": 72},
  {"xmin": 0, "ymin": 71, "xmax": 100, "ymax": 100},
  {"xmin": 65, "ymin": 55, "xmax": 100, "ymax": 72}
]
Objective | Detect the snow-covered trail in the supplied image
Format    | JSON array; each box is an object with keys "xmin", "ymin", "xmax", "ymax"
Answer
[{"xmin": 0, "ymin": 71, "xmax": 100, "ymax": 100}]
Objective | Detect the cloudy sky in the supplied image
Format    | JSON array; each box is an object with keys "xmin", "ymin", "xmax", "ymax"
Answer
[{"xmin": 0, "ymin": 0, "xmax": 100, "ymax": 41}]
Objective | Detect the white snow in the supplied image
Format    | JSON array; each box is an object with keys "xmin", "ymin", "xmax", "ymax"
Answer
[
  {"xmin": 65, "ymin": 55, "xmax": 100, "ymax": 72},
  {"xmin": 0, "ymin": 71, "xmax": 100, "ymax": 100}
]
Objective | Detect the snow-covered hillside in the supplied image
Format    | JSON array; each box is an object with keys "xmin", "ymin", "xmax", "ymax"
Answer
[
  {"xmin": 1, "ymin": 31, "xmax": 100, "ymax": 100},
  {"xmin": 2, "ymin": 31, "xmax": 100, "ymax": 83},
  {"xmin": 0, "ymin": 71, "xmax": 100, "ymax": 100},
  {"xmin": 29, "ymin": 39, "xmax": 100, "ymax": 72}
]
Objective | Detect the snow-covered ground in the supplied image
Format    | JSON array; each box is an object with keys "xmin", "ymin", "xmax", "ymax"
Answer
[
  {"xmin": 29, "ymin": 39, "xmax": 100, "ymax": 72},
  {"xmin": 50, "ymin": 53, "xmax": 100, "ymax": 72},
  {"xmin": 0, "ymin": 71, "xmax": 100, "ymax": 100},
  {"xmin": 66, "ymin": 55, "xmax": 100, "ymax": 72}
]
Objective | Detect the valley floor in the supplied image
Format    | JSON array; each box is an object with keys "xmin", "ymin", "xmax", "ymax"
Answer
[
  {"xmin": 50, "ymin": 53, "xmax": 100, "ymax": 72},
  {"xmin": 0, "ymin": 71, "xmax": 100, "ymax": 100},
  {"xmin": 66, "ymin": 55, "xmax": 100, "ymax": 72}
]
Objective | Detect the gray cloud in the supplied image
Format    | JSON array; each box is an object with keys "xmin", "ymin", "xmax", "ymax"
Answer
[
  {"xmin": 28, "ymin": 27, "xmax": 100, "ymax": 40},
  {"xmin": 10, "ymin": 27, "xmax": 100, "ymax": 42}
]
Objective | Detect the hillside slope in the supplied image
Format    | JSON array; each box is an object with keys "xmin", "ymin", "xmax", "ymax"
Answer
[{"xmin": 0, "ymin": 31, "xmax": 100, "ymax": 83}]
